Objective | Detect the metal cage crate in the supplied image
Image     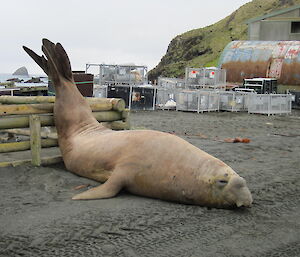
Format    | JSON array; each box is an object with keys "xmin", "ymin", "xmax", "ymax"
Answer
[
  {"xmin": 107, "ymin": 85, "xmax": 156, "ymax": 110},
  {"xmin": 176, "ymin": 90, "xmax": 220, "ymax": 113},
  {"xmin": 247, "ymin": 94, "xmax": 292, "ymax": 115},
  {"xmin": 219, "ymin": 91, "xmax": 251, "ymax": 112},
  {"xmin": 157, "ymin": 77, "xmax": 185, "ymax": 89},
  {"xmin": 86, "ymin": 64, "xmax": 148, "ymax": 86},
  {"xmin": 156, "ymin": 87, "xmax": 177, "ymax": 110},
  {"xmin": 93, "ymin": 85, "xmax": 107, "ymax": 98},
  {"xmin": 185, "ymin": 67, "xmax": 226, "ymax": 90}
]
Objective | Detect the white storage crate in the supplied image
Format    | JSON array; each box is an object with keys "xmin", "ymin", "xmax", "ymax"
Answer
[
  {"xmin": 156, "ymin": 87, "xmax": 177, "ymax": 110},
  {"xmin": 176, "ymin": 90, "xmax": 220, "ymax": 113},
  {"xmin": 248, "ymin": 94, "xmax": 292, "ymax": 115},
  {"xmin": 185, "ymin": 67, "xmax": 226, "ymax": 90},
  {"xmin": 157, "ymin": 77, "xmax": 185, "ymax": 89},
  {"xmin": 219, "ymin": 91, "xmax": 250, "ymax": 112}
]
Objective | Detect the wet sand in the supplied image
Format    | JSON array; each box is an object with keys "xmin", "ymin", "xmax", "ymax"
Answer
[{"xmin": 0, "ymin": 110, "xmax": 300, "ymax": 257}]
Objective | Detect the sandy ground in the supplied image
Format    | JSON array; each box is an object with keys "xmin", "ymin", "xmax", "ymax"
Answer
[{"xmin": 0, "ymin": 110, "xmax": 300, "ymax": 257}]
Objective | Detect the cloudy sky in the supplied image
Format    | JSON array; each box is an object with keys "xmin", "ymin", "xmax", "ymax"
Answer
[{"xmin": 1, "ymin": 0, "xmax": 251, "ymax": 75}]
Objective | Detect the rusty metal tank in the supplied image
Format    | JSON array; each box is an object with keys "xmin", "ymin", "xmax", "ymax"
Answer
[{"xmin": 218, "ymin": 41, "xmax": 300, "ymax": 86}]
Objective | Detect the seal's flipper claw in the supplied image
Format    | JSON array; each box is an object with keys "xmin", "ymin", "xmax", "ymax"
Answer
[
  {"xmin": 72, "ymin": 180, "xmax": 122, "ymax": 200},
  {"xmin": 23, "ymin": 46, "xmax": 49, "ymax": 75}
]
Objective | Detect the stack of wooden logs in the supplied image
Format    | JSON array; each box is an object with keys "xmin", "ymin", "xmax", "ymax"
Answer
[{"xmin": 0, "ymin": 96, "xmax": 129, "ymax": 167}]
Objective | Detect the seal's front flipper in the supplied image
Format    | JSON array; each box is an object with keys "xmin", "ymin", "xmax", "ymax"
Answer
[{"xmin": 72, "ymin": 177, "xmax": 122, "ymax": 200}]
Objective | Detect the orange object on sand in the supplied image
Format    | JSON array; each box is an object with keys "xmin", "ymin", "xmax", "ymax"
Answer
[{"xmin": 224, "ymin": 137, "xmax": 251, "ymax": 143}]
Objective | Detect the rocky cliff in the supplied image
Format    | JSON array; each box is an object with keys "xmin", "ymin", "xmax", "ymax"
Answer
[{"xmin": 148, "ymin": 0, "xmax": 300, "ymax": 81}]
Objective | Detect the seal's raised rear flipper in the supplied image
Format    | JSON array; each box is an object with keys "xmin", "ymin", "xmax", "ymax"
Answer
[
  {"xmin": 23, "ymin": 38, "xmax": 73, "ymax": 86},
  {"xmin": 41, "ymin": 39, "xmax": 73, "ymax": 83},
  {"xmin": 23, "ymin": 39, "xmax": 104, "ymax": 137}
]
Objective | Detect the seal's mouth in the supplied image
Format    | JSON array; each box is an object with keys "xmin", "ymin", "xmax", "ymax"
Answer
[
  {"xmin": 236, "ymin": 200, "xmax": 252, "ymax": 208},
  {"xmin": 224, "ymin": 176, "xmax": 253, "ymax": 208}
]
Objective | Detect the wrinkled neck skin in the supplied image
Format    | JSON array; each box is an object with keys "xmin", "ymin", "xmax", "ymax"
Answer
[{"xmin": 53, "ymin": 79, "xmax": 110, "ymax": 154}]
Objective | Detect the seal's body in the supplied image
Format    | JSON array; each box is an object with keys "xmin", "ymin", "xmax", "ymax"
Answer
[{"xmin": 24, "ymin": 39, "xmax": 253, "ymax": 208}]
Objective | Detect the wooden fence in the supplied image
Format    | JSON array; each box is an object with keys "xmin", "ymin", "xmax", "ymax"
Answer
[{"xmin": 0, "ymin": 96, "xmax": 129, "ymax": 167}]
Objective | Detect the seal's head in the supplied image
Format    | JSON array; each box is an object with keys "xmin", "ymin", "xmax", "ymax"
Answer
[{"xmin": 209, "ymin": 174, "xmax": 253, "ymax": 208}]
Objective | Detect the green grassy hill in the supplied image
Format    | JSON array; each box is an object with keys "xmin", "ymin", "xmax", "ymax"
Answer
[{"xmin": 148, "ymin": 0, "xmax": 300, "ymax": 81}]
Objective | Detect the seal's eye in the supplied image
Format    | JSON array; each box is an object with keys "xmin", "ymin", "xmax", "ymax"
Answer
[{"xmin": 217, "ymin": 180, "xmax": 228, "ymax": 186}]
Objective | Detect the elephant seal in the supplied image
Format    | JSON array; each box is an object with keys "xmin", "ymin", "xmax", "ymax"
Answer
[{"xmin": 23, "ymin": 39, "xmax": 253, "ymax": 208}]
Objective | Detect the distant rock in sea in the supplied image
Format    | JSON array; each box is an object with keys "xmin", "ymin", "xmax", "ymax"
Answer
[{"xmin": 12, "ymin": 66, "xmax": 29, "ymax": 76}]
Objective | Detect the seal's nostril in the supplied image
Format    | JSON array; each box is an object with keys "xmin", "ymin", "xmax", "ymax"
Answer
[{"xmin": 231, "ymin": 176, "xmax": 246, "ymax": 189}]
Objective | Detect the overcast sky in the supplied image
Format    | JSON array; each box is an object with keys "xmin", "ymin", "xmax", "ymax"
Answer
[{"xmin": 1, "ymin": 0, "xmax": 251, "ymax": 75}]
